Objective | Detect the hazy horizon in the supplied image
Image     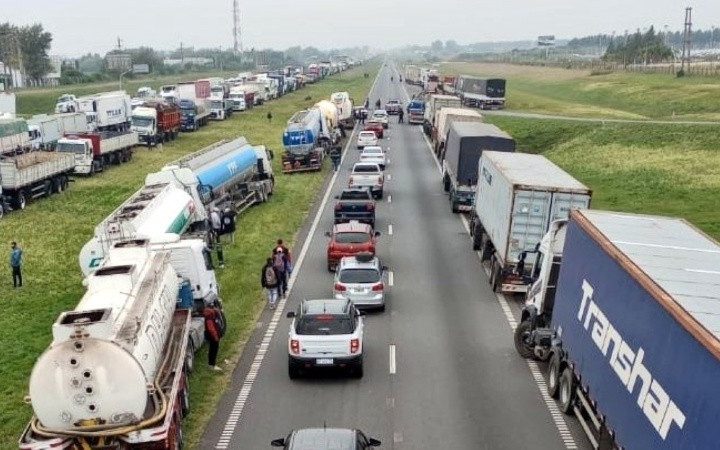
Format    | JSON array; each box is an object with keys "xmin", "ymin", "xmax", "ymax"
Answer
[{"xmin": 1, "ymin": 0, "xmax": 718, "ymax": 57}]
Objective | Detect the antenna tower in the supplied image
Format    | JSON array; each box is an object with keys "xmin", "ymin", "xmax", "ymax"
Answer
[
  {"xmin": 681, "ymin": 6, "xmax": 693, "ymax": 73},
  {"xmin": 233, "ymin": 0, "xmax": 242, "ymax": 54}
]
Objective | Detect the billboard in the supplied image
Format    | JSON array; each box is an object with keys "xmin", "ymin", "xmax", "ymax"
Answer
[{"xmin": 133, "ymin": 64, "xmax": 150, "ymax": 74}]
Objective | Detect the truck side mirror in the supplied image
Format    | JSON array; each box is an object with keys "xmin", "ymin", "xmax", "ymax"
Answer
[
  {"xmin": 368, "ymin": 438, "xmax": 381, "ymax": 446},
  {"xmin": 286, "ymin": 311, "xmax": 295, "ymax": 318},
  {"xmin": 271, "ymin": 438, "xmax": 286, "ymax": 447}
]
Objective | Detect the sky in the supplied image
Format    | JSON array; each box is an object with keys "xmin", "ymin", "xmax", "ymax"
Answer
[{"xmin": 1, "ymin": 0, "xmax": 719, "ymax": 57}]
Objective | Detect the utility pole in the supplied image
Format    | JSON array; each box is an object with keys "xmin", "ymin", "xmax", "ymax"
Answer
[
  {"xmin": 681, "ymin": 6, "xmax": 693, "ymax": 73},
  {"xmin": 233, "ymin": 0, "xmax": 242, "ymax": 55}
]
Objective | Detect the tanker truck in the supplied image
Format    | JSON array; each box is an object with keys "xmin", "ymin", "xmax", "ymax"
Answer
[
  {"xmin": 314, "ymin": 100, "xmax": 343, "ymax": 142},
  {"xmin": 21, "ymin": 238, "xmax": 224, "ymax": 450},
  {"xmin": 281, "ymin": 108, "xmax": 332, "ymax": 173},
  {"xmin": 330, "ymin": 91, "xmax": 355, "ymax": 129}
]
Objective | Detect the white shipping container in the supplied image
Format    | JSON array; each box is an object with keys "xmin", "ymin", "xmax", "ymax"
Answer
[
  {"xmin": 0, "ymin": 152, "xmax": 75, "ymax": 189},
  {"xmin": 56, "ymin": 112, "xmax": 88, "ymax": 134},
  {"xmin": 475, "ymin": 152, "xmax": 591, "ymax": 267},
  {"xmin": 436, "ymin": 108, "xmax": 483, "ymax": 145},
  {"xmin": 0, "ymin": 92, "xmax": 16, "ymax": 115}
]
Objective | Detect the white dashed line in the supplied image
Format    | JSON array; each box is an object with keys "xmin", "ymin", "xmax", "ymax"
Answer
[
  {"xmin": 387, "ymin": 195, "xmax": 392, "ymax": 203},
  {"xmin": 388, "ymin": 270, "xmax": 394, "ymax": 287},
  {"xmin": 408, "ymin": 101, "xmax": 579, "ymax": 450},
  {"xmin": 388, "ymin": 224, "xmax": 393, "ymax": 236},
  {"xmin": 389, "ymin": 344, "xmax": 397, "ymax": 375},
  {"xmin": 213, "ymin": 71, "xmax": 380, "ymax": 448},
  {"xmin": 387, "ymin": 173, "xmax": 392, "ymax": 181}
]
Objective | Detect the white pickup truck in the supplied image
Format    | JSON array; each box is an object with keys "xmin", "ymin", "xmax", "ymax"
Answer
[
  {"xmin": 349, "ymin": 162, "xmax": 384, "ymax": 199},
  {"xmin": 286, "ymin": 299, "xmax": 365, "ymax": 378}
]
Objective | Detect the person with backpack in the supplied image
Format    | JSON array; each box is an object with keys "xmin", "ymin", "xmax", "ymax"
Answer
[
  {"xmin": 261, "ymin": 257, "xmax": 281, "ymax": 309},
  {"xmin": 272, "ymin": 247, "xmax": 289, "ymax": 297},
  {"xmin": 203, "ymin": 304, "xmax": 224, "ymax": 371}
]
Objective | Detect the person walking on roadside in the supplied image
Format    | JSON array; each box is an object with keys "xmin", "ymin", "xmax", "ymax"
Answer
[
  {"xmin": 209, "ymin": 207, "xmax": 225, "ymax": 268},
  {"xmin": 203, "ymin": 304, "xmax": 224, "ymax": 371},
  {"xmin": 266, "ymin": 111, "xmax": 273, "ymax": 122},
  {"xmin": 398, "ymin": 108, "xmax": 404, "ymax": 124},
  {"xmin": 261, "ymin": 257, "xmax": 281, "ymax": 309},
  {"xmin": 272, "ymin": 247, "xmax": 290, "ymax": 297},
  {"xmin": 329, "ymin": 145, "xmax": 341, "ymax": 171},
  {"xmin": 10, "ymin": 241, "xmax": 22, "ymax": 288},
  {"xmin": 221, "ymin": 207, "xmax": 237, "ymax": 243}
]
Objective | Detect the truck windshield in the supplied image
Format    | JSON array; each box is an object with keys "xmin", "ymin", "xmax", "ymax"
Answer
[
  {"xmin": 57, "ymin": 142, "xmax": 87, "ymax": 154},
  {"xmin": 131, "ymin": 117, "xmax": 154, "ymax": 127},
  {"xmin": 211, "ymin": 101, "xmax": 223, "ymax": 109}
]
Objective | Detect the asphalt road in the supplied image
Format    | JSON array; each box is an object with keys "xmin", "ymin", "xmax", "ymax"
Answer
[{"xmin": 200, "ymin": 64, "xmax": 592, "ymax": 450}]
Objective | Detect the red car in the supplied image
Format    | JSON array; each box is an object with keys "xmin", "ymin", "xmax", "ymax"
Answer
[
  {"xmin": 326, "ymin": 221, "xmax": 380, "ymax": 271},
  {"xmin": 363, "ymin": 122, "xmax": 384, "ymax": 139}
]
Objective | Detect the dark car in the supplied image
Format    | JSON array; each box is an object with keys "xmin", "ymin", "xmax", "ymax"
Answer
[
  {"xmin": 272, "ymin": 428, "xmax": 381, "ymax": 449},
  {"xmin": 363, "ymin": 122, "xmax": 384, "ymax": 139},
  {"xmin": 334, "ymin": 188, "xmax": 375, "ymax": 227},
  {"xmin": 384, "ymin": 100, "xmax": 402, "ymax": 115}
]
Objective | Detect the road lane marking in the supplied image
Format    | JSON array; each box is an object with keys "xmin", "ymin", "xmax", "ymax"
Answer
[
  {"xmin": 387, "ymin": 194, "xmax": 392, "ymax": 203},
  {"xmin": 393, "ymin": 432, "xmax": 404, "ymax": 443},
  {"xmin": 387, "ymin": 173, "xmax": 392, "ymax": 181},
  {"xmin": 407, "ymin": 99, "xmax": 580, "ymax": 450},
  {"xmin": 388, "ymin": 270, "xmax": 394, "ymax": 286},
  {"xmin": 213, "ymin": 70, "xmax": 382, "ymax": 449},
  {"xmin": 389, "ymin": 344, "xmax": 397, "ymax": 374},
  {"xmin": 388, "ymin": 224, "xmax": 393, "ymax": 236}
]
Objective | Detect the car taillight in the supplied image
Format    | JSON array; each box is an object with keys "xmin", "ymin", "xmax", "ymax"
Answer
[
  {"xmin": 367, "ymin": 203, "xmax": 375, "ymax": 211},
  {"xmin": 372, "ymin": 283, "xmax": 384, "ymax": 292},
  {"xmin": 334, "ymin": 283, "xmax": 347, "ymax": 292},
  {"xmin": 290, "ymin": 339, "xmax": 300, "ymax": 355},
  {"xmin": 378, "ymin": 176, "xmax": 384, "ymax": 185},
  {"xmin": 350, "ymin": 338, "xmax": 360, "ymax": 354},
  {"xmin": 334, "ymin": 203, "xmax": 342, "ymax": 210}
]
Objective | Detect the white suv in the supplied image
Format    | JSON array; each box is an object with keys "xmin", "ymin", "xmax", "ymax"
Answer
[
  {"xmin": 356, "ymin": 131, "xmax": 378, "ymax": 149},
  {"xmin": 349, "ymin": 162, "xmax": 384, "ymax": 199},
  {"xmin": 286, "ymin": 299, "xmax": 365, "ymax": 378}
]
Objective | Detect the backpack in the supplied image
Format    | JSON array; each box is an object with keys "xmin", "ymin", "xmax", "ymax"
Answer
[
  {"xmin": 273, "ymin": 252, "xmax": 286, "ymax": 272},
  {"xmin": 214, "ymin": 310, "xmax": 226, "ymax": 338},
  {"xmin": 265, "ymin": 265, "xmax": 278, "ymax": 286}
]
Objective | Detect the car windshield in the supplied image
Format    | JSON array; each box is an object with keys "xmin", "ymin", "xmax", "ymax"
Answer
[
  {"xmin": 353, "ymin": 165, "xmax": 379, "ymax": 173},
  {"xmin": 340, "ymin": 190, "xmax": 370, "ymax": 200},
  {"xmin": 373, "ymin": 111, "xmax": 387, "ymax": 117},
  {"xmin": 339, "ymin": 268, "xmax": 380, "ymax": 284},
  {"xmin": 359, "ymin": 132, "xmax": 376, "ymax": 139},
  {"xmin": 335, "ymin": 232, "xmax": 370, "ymax": 244},
  {"xmin": 362, "ymin": 149, "xmax": 383, "ymax": 156},
  {"xmin": 296, "ymin": 315, "xmax": 354, "ymax": 335}
]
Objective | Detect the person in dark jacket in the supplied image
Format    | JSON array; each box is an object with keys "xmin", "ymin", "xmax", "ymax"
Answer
[
  {"xmin": 204, "ymin": 306, "xmax": 223, "ymax": 371},
  {"xmin": 221, "ymin": 207, "xmax": 237, "ymax": 243},
  {"xmin": 329, "ymin": 145, "xmax": 341, "ymax": 171},
  {"xmin": 272, "ymin": 247, "xmax": 290, "ymax": 297},
  {"xmin": 398, "ymin": 108, "xmax": 404, "ymax": 123},
  {"xmin": 261, "ymin": 257, "xmax": 280, "ymax": 309},
  {"xmin": 10, "ymin": 241, "xmax": 22, "ymax": 288}
]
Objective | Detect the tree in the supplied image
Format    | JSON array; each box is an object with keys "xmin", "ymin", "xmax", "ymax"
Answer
[
  {"xmin": 445, "ymin": 40, "xmax": 460, "ymax": 53},
  {"xmin": 17, "ymin": 23, "xmax": 52, "ymax": 82},
  {"xmin": 430, "ymin": 40, "xmax": 444, "ymax": 53}
]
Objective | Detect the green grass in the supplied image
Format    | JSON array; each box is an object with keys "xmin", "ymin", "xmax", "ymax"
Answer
[
  {"xmin": 443, "ymin": 62, "xmax": 720, "ymax": 121},
  {"xmin": 485, "ymin": 116, "xmax": 720, "ymax": 239},
  {"xmin": 15, "ymin": 70, "xmax": 237, "ymax": 116},
  {"xmin": 0, "ymin": 62, "xmax": 379, "ymax": 450}
]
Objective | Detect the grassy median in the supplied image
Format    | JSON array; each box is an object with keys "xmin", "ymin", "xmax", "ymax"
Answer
[
  {"xmin": 442, "ymin": 62, "xmax": 720, "ymax": 121},
  {"xmin": 0, "ymin": 62, "xmax": 379, "ymax": 449},
  {"xmin": 486, "ymin": 116, "xmax": 720, "ymax": 240}
]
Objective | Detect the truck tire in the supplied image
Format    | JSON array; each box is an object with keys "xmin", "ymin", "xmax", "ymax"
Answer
[
  {"xmin": 184, "ymin": 340, "xmax": 195, "ymax": 375},
  {"xmin": 14, "ymin": 191, "xmax": 27, "ymax": 210},
  {"xmin": 558, "ymin": 368, "xmax": 576, "ymax": 415},
  {"xmin": 43, "ymin": 180, "xmax": 53, "ymax": 197},
  {"xmin": 480, "ymin": 239, "xmax": 493, "ymax": 262},
  {"xmin": 490, "ymin": 258, "xmax": 502, "ymax": 293},
  {"xmin": 0, "ymin": 204, "xmax": 4, "ymax": 220},
  {"xmin": 60, "ymin": 176, "xmax": 69, "ymax": 191},
  {"xmin": 288, "ymin": 363, "xmax": 300, "ymax": 380},
  {"xmin": 547, "ymin": 353, "xmax": 561, "ymax": 399},
  {"xmin": 181, "ymin": 380, "xmax": 190, "ymax": 417},
  {"xmin": 513, "ymin": 320, "xmax": 535, "ymax": 359}
]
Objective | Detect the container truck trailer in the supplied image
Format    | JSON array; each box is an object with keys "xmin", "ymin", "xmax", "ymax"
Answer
[
  {"xmin": 55, "ymin": 112, "xmax": 89, "ymax": 135},
  {"xmin": 0, "ymin": 118, "xmax": 31, "ymax": 154},
  {"xmin": 456, "ymin": 76, "xmax": 506, "ymax": 109},
  {"xmin": 75, "ymin": 91, "xmax": 133, "ymax": 131},
  {"xmin": 0, "ymin": 151, "xmax": 74, "ymax": 216},
  {"xmin": 513, "ymin": 209, "xmax": 720, "ymax": 450},
  {"xmin": 442, "ymin": 122, "xmax": 515, "ymax": 213},
  {"xmin": 470, "ymin": 152, "xmax": 591, "ymax": 294},
  {"xmin": 282, "ymin": 108, "xmax": 332, "ymax": 173},
  {"xmin": 131, "ymin": 100, "xmax": 181, "ymax": 146},
  {"xmin": 423, "ymin": 94, "xmax": 461, "ymax": 137},
  {"xmin": 433, "ymin": 107, "xmax": 483, "ymax": 158},
  {"xmin": 57, "ymin": 131, "xmax": 137, "ymax": 174},
  {"xmin": 0, "ymin": 92, "xmax": 16, "ymax": 116},
  {"xmin": 28, "ymin": 115, "xmax": 62, "ymax": 150},
  {"xmin": 21, "ymin": 238, "xmax": 225, "ymax": 450}
]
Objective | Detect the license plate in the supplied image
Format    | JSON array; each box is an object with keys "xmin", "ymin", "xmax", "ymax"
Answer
[{"xmin": 316, "ymin": 358, "xmax": 334, "ymax": 365}]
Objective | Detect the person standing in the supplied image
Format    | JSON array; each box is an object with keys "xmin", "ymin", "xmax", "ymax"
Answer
[
  {"xmin": 203, "ymin": 305, "xmax": 223, "ymax": 371},
  {"xmin": 209, "ymin": 207, "xmax": 225, "ymax": 268},
  {"xmin": 261, "ymin": 257, "xmax": 280, "ymax": 309},
  {"xmin": 221, "ymin": 207, "xmax": 237, "ymax": 243},
  {"xmin": 266, "ymin": 111, "xmax": 273, "ymax": 122},
  {"xmin": 398, "ymin": 108, "xmax": 404, "ymax": 124},
  {"xmin": 272, "ymin": 247, "xmax": 289, "ymax": 297},
  {"xmin": 329, "ymin": 145, "xmax": 341, "ymax": 171},
  {"xmin": 276, "ymin": 239, "xmax": 292, "ymax": 269},
  {"xmin": 10, "ymin": 241, "xmax": 22, "ymax": 288}
]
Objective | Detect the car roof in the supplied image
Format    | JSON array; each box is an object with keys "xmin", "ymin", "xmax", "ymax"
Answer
[
  {"xmin": 288, "ymin": 428, "xmax": 356, "ymax": 450},
  {"xmin": 373, "ymin": 109, "xmax": 387, "ymax": 114},
  {"xmin": 334, "ymin": 221, "xmax": 372, "ymax": 233},
  {"xmin": 339, "ymin": 255, "xmax": 380, "ymax": 271},
  {"xmin": 301, "ymin": 299, "xmax": 352, "ymax": 316}
]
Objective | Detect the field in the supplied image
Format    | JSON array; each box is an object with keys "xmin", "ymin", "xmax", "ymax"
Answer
[
  {"xmin": 0, "ymin": 62, "xmax": 379, "ymax": 449},
  {"xmin": 442, "ymin": 62, "xmax": 720, "ymax": 121},
  {"xmin": 485, "ymin": 116, "xmax": 720, "ymax": 240},
  {"xmin": 14, "ymin": 70, "xmax": 237, "ymax": 116}
]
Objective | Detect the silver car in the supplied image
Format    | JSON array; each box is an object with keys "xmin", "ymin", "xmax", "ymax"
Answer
[{"xmin": 333, "ymin": 255, "xmax": 386, "ymax": 311}]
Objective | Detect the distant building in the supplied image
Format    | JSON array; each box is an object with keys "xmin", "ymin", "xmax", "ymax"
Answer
[
  {"xmin": 163, "ymin": 57, "xmax": 213, "ymax": 66},
  {"xmin": 0, "ymin": 62, "xmax": 24, "ymax": 89},
  {"xmin": 105, "ymin": 53, "xmax": 132, "ymax": 71}
]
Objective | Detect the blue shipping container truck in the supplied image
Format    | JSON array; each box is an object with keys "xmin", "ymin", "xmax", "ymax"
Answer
[{"xmin": 549, "ymin": 210, "xmax": 720, "ymax": 449}]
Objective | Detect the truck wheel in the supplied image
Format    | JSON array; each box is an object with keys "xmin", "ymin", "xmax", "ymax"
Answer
[
  {"xmin": 480, "ymin": 239, "xmax": 493, "ymax": 262},
  {"xmin": 181, "ymin": 380, "xmax": 190, "ymax": 417},
  {"xmin": 60, "ymin": 176, "xmax": 69, "ymax": 191},
  {"xmin": 43, "ymin": 180, "xmax": 53, "ymax": 197},
  {"xmin": 451, "ymin": 200, "xmax": 459, "ymax": 213},
  {"xmin": 513, "ymin": 320, "xmax": 535, "ymax": 359},
  {"xmin": 490, "ymin": 258, "xmax": 502, "ymax": 293},
  {"xmin": 184, "ymin": 340, "xmax": 195, "ymax": 375},
  {"xmin": 547, "ymin": 353, "xmax": 561, "ymax": 399},
  {"xmin": 558, "ymin": 368, "xmax": 576, "ymax": 415},
  {"xmin": 14, "ymin": 191, "xmax": 27, "ymax": 210}
]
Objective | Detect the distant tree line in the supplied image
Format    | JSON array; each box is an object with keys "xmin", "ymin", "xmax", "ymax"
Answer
[
  {"xmin": 0, "ymin": 22, "xmax": 53, "ymax": 84},
  {"xmin": 603, "ymin": 26, "xmax": 673, "ymax": 64}
]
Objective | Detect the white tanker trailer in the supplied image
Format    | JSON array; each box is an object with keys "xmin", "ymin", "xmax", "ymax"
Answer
[{"xmin": 20, "ymin": 239, "xmax": 203, "ymax": 449}]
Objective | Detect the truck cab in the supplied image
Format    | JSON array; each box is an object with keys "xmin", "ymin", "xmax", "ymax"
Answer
[
  {"xmin": 131, "ymin": 106, "xmax": 158, "ymax": 144},
  {"xmin": 229, "ymin": 90, "xmax": 247, "ymax": 111},
  {"xmin": 55, "ymin": 94, "xmax": 78, "ymax": 113},
  {"xmin": 210, "ymin": 98, "xmax": 233, "ymax": 120},
  {"xmin": 56, "ymin": 136, "xmax": 95, "ymax": 174}
]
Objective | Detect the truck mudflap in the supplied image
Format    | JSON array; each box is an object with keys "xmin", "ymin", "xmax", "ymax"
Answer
[
  {"xmin": 281, "ymin": 150, "xmax": 324, "ymax": 173},
  {"xmin": 18, "ymin": 310, "xmax": 192, "ymax": 449}
]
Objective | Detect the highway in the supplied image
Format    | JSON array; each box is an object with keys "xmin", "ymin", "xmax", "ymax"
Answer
[{"xmin": 200, "ymin": 64, "xmax": 591, "ymax": 449}]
